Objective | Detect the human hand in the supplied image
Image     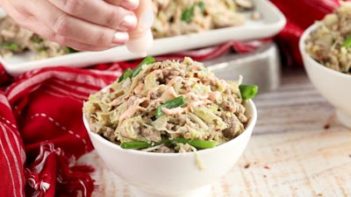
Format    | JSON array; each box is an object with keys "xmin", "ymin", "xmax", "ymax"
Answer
[
  {"xmin": 126, "ymin": 0, "xmax": 154, "ymax": 56},
  {"xmin": 0, "ymin": 0, "xmax": 139, "ymax": 51}
]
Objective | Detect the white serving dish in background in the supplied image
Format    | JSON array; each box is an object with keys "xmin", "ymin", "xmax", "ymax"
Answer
[
  {"xmin": 300, "ymin": 23, "xmax": 351, "ymax": 128},
  {"xmin": 1, "ymin": 0, "xmax": 286, "ymax": 76},
  {"xmin": 83, "ymin": 99, "xmax": 257, "ymax": 197},
  {"xmin": 206, "ymin": 42, "xmax": 281, "ymax": 93}
]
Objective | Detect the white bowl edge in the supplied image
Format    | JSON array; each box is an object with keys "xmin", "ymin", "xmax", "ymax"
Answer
[
  {"xmin": 299, "ymin": 22, "xmax": 351, "ymax": 80},
  {"xmin": 83, "ymin": 99, "xmax": 257, "ymax": 195},
  {"xmin": 83, "ymin": 100, "xmax": 257, "ymax": 158},
  {"xmin": 299, "ymin": 22, "xmax": 351, "ymax": 128}
]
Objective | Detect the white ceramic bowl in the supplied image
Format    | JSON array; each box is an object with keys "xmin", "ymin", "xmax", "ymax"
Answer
[
  {"xmin": 83, "ymin": 100, "xmax": 257, "ymax": 197},
  {"xmin": 300, "ymin": 23, "xmax": 351, "ymax": 128}
]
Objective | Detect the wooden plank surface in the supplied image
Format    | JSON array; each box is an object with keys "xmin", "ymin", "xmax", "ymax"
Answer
[
  {"xmin": 82, "ymin": 70, "xmax": 351, "ymax": 197},
  {"xmin": 255, "ymin": 69, "xmax": 337, "ymax": 134},
  {"xmin": 212, "ymin": 128, "xmax": 351, "ymax": 196}
]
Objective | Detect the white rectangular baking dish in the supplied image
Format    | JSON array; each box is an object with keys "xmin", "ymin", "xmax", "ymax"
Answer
[
  {"xmin": 0, "ymin": 0, "xmax": 286, "ymax": 76},
  {"xmin": 207, "ymin": 42, "xmax": 280, "ymax": 93}
]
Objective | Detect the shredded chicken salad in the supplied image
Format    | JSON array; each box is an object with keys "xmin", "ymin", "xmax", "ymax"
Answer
[
  {"xmin": 0, "ymin": 17, "xmax": 74, "ymax": 59},
  {"xmin": 306, "ymin": 4, "xmax": 351, "ymax": 74},
  {"xmin": 152, "ymin": 0, "xmax": 256, "ymax": 38},
  {"xmin": 83, "ymin": 57, "xmax": 257, "ymax": 153}
]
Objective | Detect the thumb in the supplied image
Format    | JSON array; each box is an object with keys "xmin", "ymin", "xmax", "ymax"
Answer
[{"xmin": 126, "ymin": 0, "xmax": 154, "ymax": 56}]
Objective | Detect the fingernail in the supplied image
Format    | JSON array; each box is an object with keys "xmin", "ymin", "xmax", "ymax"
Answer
[
  {"xmin": 120, "ymin": 15, "xmax": 137, "ymax": 31},
  {"xmin": 113, "ymin": 32, "xmax": 129, "ymax": 44},
  {"xmin": 123, "ymin": 0, "xmax": 139, "ymax": 10}
]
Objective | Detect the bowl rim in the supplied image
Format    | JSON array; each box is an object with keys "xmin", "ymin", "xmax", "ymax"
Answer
[
  {"xmin": 299, "ymin": 22, "xmax": 351, "ymax": 79},
  {"xmin": 83, "ymin": 100, "xmax": 257, "ymax": 158}
]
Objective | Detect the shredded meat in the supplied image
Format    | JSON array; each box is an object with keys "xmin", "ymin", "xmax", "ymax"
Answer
[
  {"xmin": 0, "ymin": 16, "xmax": 71, "ymax": 59},
  {"xmin": 306, "ymin": 4, "xmax": 351, "ymax": 74},
  {"xmin": 152, "ymin": 0, "xmax": 256, "ymax": 38},
  {"xmin": 84, "ymin": 57, "xmax": 250, "ymax": 153}
]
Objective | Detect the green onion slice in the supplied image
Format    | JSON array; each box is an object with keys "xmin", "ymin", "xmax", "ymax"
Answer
[
  {"xmin": 118, "ymin": 69, "xmax": 133, "ymax": 82},
  {"xmin": 120, "ymin": 140, "xmax": 152, "ymax": 149},
  {"xmin": 156, "ymin": 96, "xmax": 185, "ymax": 118},
  {"xmin": 239, "ymin": 84, "xmax": 258, "ymax": 100},
  {"xmin": 174, "ymin": 138, "xmax": 217, "ymax": 149},
  {"xmin": 132, "ymin": 56, "xmax": 156, "ymax": 77},
  {"xmin": 343, "ymin": 36, "xmax": 351, "ymax": 48},
  {"xmin": 1, "ymin": 43, "xmax": 19, "ymax": 51}
]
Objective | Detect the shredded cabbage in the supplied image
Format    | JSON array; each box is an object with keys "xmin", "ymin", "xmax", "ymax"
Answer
[{"xmin": 84, "ymin": 57, "xmax": 252, "ymax": 153}]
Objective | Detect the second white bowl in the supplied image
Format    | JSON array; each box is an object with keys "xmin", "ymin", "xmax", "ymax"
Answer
[{"xmin": 300, "ymin": 23, "xmax": 351, "ymax": 128}]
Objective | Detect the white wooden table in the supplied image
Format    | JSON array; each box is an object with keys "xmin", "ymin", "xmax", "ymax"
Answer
[{"xmin": 82, "ymin": 69, "xmax": 351, "ymax": 197}]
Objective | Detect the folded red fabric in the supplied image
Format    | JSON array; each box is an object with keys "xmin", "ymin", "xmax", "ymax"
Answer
[
  {"xmin": 0, "ymin": 91, "xmax": 25, "ymax": 197},
  {"xmin": 1, "ymin": 67, "xmax": 120, "ymax": 197},
  {"xmin": 271, "ymin": 0, "xmax": 340, "ymax": 67}
]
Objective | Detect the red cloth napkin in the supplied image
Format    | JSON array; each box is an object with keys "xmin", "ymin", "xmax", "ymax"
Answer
[
  {"xmin": 1, "ymin": 67, "xmax": 120, "ymax": 197},
  {"xmin": 271, "ymin": 0, "xmax": 340, "ymax": 67},
  {"xmin": 0, "ymin": 0, "xmax": 344, "ymax": 194}
]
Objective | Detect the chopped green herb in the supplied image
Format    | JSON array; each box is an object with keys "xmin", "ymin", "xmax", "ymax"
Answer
[
  {"xmin": 239, "ymin": 84, "xmax": 258, "ymax": 100},
  {"xmin": 174, "ymin": 138, "xmax": 217, "ymax": 149},
  {"xmin": 181, "ymin": 5, "xmax": 195, "ymax": 23},
  {"xmin": 156, "ymin": 96, "xmax": 185, "ymax": 118},
  {"xmin": 118, "ymin": 69, "xmax": 133, "ymax": 82},
  {"xmin": 342, "ymin": 36, "xmax": 351, "ymax": 48},
  {"xmin": 37, "ymin": 47, "xmax": 48, "ymax": 52},
  {"xmin": 181, "ymin": 2, "xmax": 206, "ymax": 23},
  {"xmin": 31, "ymin": 35, "xmax": 43, "ymax": 43},
  {"xmin": 63, "ymin": 47, "xmax": 77, "ymax": 53},
  {"xmin": 132, "ymin": 56, "xmax": 156, "ymax": 77},
  {"xmin": 66, "ymin": 47, "xmax": 78, "ymax": 53},
  {"xmin": 120, "ymin": 140, "xmax": 152, "ymax": 149},
  {"xmin": 118, "ymin": 56, "xmax": 155, "ymax": 83},
  {"xmin": 198, "ymin": 1, "xmax": 206, "ymax": 12},
  {"xmin": 1, "ymin": 43, "xmax": 19, "ymax": 51},
  {"xmin": 140, "ymin": 56, "xmax": 156, "ymax": 65}
]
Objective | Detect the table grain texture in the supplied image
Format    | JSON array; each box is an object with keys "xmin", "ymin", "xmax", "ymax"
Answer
[{"xmin": 81, "ymin": 69, "xmax": 351, "ymax": 197}]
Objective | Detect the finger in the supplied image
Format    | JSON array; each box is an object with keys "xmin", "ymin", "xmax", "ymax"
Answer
[
  {"xmin": 56, "ymin": 37, "xmax": 116, "ymax": 51},
  {"xmin": 134, "ymin": 0, "xmax": 154, "ymax": 29},
  {"xmin": 48, "ymin": 0, "xmax": 137, "ymax": 31},
  {"xmin": 12, "ymin": 14, "xmax": 115, "ymax": 51},
  {"xmin": 28, "ymin": 0, "xmax": 129, "ymax": 46},
  {"xmin": 0, "ymin": 0, "xmax": 32, "ymax": 22},
  {"xmin": 2, "ymin": 0, "xmax": 116, "ymax": 51},
  {"xmin": 105, "ymin": 0, "xmax": 139, "ymax": 10},
  {"xmin": 1, "ymin": 1, "xmax": 55, "ymax": 44},
  {"xmin": 127, "ymin": 0, "xmax": 154, "ymax": 55},
  {"xmin": 129, "ymin": 0, "xmax": 154, "ymax": 40}
]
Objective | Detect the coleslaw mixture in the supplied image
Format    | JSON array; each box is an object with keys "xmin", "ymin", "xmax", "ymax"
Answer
[
  {"xmin": 83, "ymin": 57, "xmax": 257, "ymax": 153},
  {"xmin": 0, "ymin": 17, "xmax": 72, "ymax": 59},
  {"xmin": 152, "ymin": 0, "xmax": 255, "ymax": 38},
  {"xmin": 306, "ymin": 4, "xmax": 351, "ymax": 74}
]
